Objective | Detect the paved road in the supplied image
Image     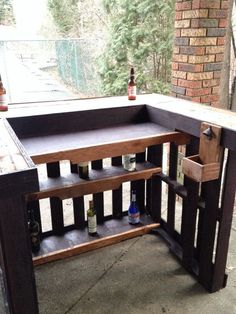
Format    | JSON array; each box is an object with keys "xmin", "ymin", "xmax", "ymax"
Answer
[{"xmin": 0, "ymin": 43, "xmax": 74, "ymax": 104}]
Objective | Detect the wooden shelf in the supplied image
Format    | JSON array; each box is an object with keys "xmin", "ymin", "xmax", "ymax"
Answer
[
  {"xmin": 20, "ymin": 122, "xmax": 190, "ymax": 164},
  {"xmin": 33, "ymin": 215, "xmax": 159, "ymax": 266},
  {"xmin": 27, "ymin": 162, "xmax": 161, "ymax": 201}
]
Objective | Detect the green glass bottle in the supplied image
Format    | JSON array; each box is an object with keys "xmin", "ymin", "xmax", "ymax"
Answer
[{"xmin": 87, "ymin": 200, "xmax": 97, "ymax": 235}]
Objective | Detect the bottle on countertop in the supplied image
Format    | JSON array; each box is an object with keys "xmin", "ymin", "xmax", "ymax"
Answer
[
  {"xmin": 0, "ymin": 75, "xmax": 8, "ymax": 112},
  {"xmin": 123, "ymin": 153, "xmax": 136, "ymax": 171},
  {"xmin": 28, "ymin": 209, "xmax": 41, "ymax": 253},
  {"xmin": 128, "ymin": 190, "xmax": 140, "ymax": 225},
  {"xmin": 128, "ymin": 67, "xmax": 136, "ymax": 100},
  {"xmin": 87, "ymin": 200, "xmax": 97, "ymax": 235},
  {"xmin": 78, "ymin": 161, "xmax": 89, "ymax": 179}
]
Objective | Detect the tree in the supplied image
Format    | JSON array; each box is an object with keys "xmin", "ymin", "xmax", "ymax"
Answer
[
  {"xmin": 99, "ymin": 0, "xmax": 174, "ymax": 96},
  {"xmin": 0, "ymin": 0, "xmax": 15, "ymax": 25},
  {"xmin": 48, "ymin": 0, "xmax": 79, "ymax": 36},
  {"xmin": 47, "ymin": 0, "xmax": 174, "ymax": 97}
]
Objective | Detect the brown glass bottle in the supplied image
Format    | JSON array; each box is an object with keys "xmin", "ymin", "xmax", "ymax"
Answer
[
  {"xmin": 28, "ymin": 209, "xmax": 41, "ymax": 253},
  {"xmin": 0, "ymin": 75, "xmax": 8, "ymax": 111},
  {"xmin": 128, "ymin": 67, "xmax": 136, "ymax": 100}
]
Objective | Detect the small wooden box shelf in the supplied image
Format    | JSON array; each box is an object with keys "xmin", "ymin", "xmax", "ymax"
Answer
[
  {"xmin": 182, "ymin": 122, "xmax": 222, "ymax": 182},
  {"xmin": 182, "ymin": 154, "xmax": 220, "ymax": 182}
]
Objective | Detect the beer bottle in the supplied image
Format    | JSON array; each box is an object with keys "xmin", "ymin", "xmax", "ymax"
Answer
[{"xmin": 128, "ymin": 67, "xmax": 136, "ymax": 100}]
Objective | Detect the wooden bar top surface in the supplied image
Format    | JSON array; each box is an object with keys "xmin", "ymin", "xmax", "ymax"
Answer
[{"xmin": 5, "ymin": 94, "xmax": 236, "ymax": 133}]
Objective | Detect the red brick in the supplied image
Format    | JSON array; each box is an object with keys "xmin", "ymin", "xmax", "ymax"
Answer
[
  {"xmin": 186, "ymin": 87, "xmax": 211, "ymax": 96},
  {"xmin": 211, "ymin": 101, "xmax": 220, "ymax": 107},
  {"xmin": 209, "ymin": 9, "xmax": 228, "ymax": 18},
  {"xmin": 203, "ymin": 79, "xmax": 220, "ymax": 87},
  {"xmin": 217, "ymin": 37, "xmax": 225, "ymax": 45},
  {"xmin": 214, "ymin": 71, "xmax": 221, "ymax": 79},
  {"xmin": 179, "ymin": 63, "xmax": 203, "ymax": 72},
  {"xmin": 178, "ymin": 79, "xmax": 202, "ymax": 88},
  {"xmin": 175, "ymin": 11, "xmax": 183, "ymax": 20},
  {"xmin": 215, "ymin": 53, "xmax": 224, "ymax": 62},
  {"xmin": 180, "ymin": 46, "xmax": 205, "ymax": 55},
  {"xmin": 175, "ymin": 1, "xmax": 192, "ymax": 11},
  {"xmin": 212, "ymin": 86, "xmax": 220, "ymax": 94},
  {"xmin": 172, "ymin": 62, "xmax": 179, "ymax": 70},
  {"xmin": 175, "ymin": 29, "xmax": 181, "ymax": 37},
  {"xmin": 192, "ymin": 96, "xmax": 201, "ymax": 102},
  {"xmin": 172, "ymin": 78, "xmax": 178, "ymax": 85},
  {"xmin": 221, "ymin": 1, "xmax": 229, "ymax": 9},
  {"xmin": 191, "ymin": 19, "xmax": 200, "ymax": 28},
  {"xmin": 170, "ymin": 92, "xmax": 177, "ymax": 98},
  {"xmin": 192, "ymin": 0, "xmax": 201, "ymax": 9},
  {"xmin": 201, "ymin": 94, "xmax": 219, "ymax": 102},
  {"xmin": 200, "ymin": 0, "xmax": 221, "ymax": 9},
  {"xmin": 219, "ymin": 19, "xmax": 228, "ymax": 28},
  {"xmin": 173, "ymin": 46, "xmax": 180, "ymax": 54}
]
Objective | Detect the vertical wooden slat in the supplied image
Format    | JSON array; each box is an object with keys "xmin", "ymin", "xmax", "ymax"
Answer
[
  {"xmin": 147, "ymin": 145, "xmax": 163, "ymax": 221},
  {"xmin": 112, "ymin": 156, "xmax": 123, "ymax": 219},
  {"xmin": 131, "ymin": 151, "xmax": 146, "ymax": 214},
  {"xmin": 47, "ymin": 162, "xmax": 64, "ymax": 235},
  {"xmin": 211, "ymin": 149, "xmax": 236, "ymax": 292},
  {"xmin": 167, "ymin": 143, "xmax": 178, "ymax": 235},
  {"xmin": 92, "ymin": 160, "xmax": 104, "ymax": 224},
  {"xmin": 70, "ymin": 162, "xmax": 85, "ymax": 229},
  {"xmin": 181, "ymin": 137, "xmax": 199, "ymax": 270},
  {"xmin": 197, "ymin": 178, "xmax": 221, "ymax": 289}
]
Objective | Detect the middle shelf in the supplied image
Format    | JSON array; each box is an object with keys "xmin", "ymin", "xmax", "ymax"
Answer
[{"xmin": 27, "ymin": 162, "xmax": 162, "ymax": 201}]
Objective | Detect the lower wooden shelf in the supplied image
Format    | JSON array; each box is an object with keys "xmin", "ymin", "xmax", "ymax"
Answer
[
  {"xmin": 33, "ymin": 215, "xmax": 159, "ymax": 266},
  {"xmin": 27, "ymin": 162, "xmax": 162, "ymax": 201}
]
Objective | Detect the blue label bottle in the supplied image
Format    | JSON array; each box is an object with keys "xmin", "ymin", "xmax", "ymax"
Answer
[{"xmin": 128, "ymin": 190, "xmax": 140, "ymax": 224}]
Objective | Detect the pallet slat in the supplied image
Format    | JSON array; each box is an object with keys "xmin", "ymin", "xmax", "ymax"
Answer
[{"xmin": 33, "ymin": 222, "xmax": 160, "ymax": 266}]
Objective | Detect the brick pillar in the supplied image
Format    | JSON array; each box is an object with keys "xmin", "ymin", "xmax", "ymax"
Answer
[{"xmin": 171, "ymin": 0, "xmax": 230, "ymax": 107}]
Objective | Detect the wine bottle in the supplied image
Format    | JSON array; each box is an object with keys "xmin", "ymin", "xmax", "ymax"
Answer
[
  {"xmin": 128, "ymin": 190, "xmax": 140, "ymax": 224},
  {"xmin": 28, "ymin": 209, "xmax": 41, "ymax": 253},
  {"xmin": 123, "ymin": 153, "xmax": 136, "ymax": 171},
  {"xmin": 78, "ymin": 161, "xmax": 89, "ymax": 179},
  {"xmin": 0, "ymin": 75, "xmax": 8, "ymax": 112},
  {"xmin": 128, "ymin": 67, "xmax": 136, "ymax": 100},
  {"xmin": 87, "ymin": 200, "xmax": 97, "ymax": 235}
]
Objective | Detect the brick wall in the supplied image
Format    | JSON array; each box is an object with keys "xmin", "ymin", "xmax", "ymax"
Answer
[{"xmin": 171, "ymin": 0, "xmax": 230, "ymax": 107}]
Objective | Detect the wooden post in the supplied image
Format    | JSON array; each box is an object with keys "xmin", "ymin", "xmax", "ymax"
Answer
[
  {"xmin": 211, "ymin": 150, "xmax": 236, "ymax": 292},
  {"xmin": 0, "ymin": 168, "xmax": 39, "ymax": 314}
]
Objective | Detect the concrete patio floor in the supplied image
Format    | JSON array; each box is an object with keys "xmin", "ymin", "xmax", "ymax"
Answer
[{"xmin": 34, "ymin": 210, "xmax": 236, "ymax": 314}]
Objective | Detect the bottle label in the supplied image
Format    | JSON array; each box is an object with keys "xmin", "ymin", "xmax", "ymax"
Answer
[
  {"xmin": 131, "ymin": 193, "xmax": 136, "ymax": 202},
  {"xmin": 88, "ymin": 215, "xmax": 97, "ymax": 234},
  {"xmin": 128, "ymin": 85, "xmax": 136, "ymax": 97},
  {"xmin": 128, "ymin": 212, "xmax": 140, "ymax": 224},
  {"xmin": 123, "ymin": 154, "xmax": 136, "ymax": 171}
]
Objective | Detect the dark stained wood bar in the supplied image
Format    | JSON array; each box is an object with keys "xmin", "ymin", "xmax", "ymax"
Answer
[{"xmin": 0, "ymin": 94, "xmax": 236, "ymax": 313}]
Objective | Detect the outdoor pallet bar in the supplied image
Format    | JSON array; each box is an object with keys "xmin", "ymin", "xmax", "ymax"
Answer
[{"xmin": 0, "ymin": 94, "xmax": 236, "ymax": 314}]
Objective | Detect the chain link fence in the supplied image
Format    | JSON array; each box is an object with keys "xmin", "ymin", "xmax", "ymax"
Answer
[{"xmin": 0, "ymin": 39, "xmax": 103, "ymax": 103}]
